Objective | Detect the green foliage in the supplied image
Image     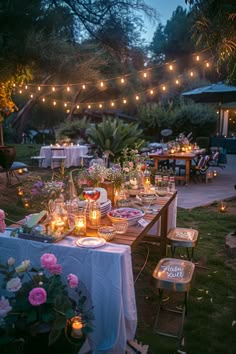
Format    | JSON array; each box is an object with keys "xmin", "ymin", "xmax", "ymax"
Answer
[
  {"xmin": 86, "ymin": 117, "xmax": 143, "ymax": 158},
  {"xmin": 56, "ymin": 117, "xmax": 90, "ymax": 142},
  {"xmin": 137, "ymin": 101, "xmax": 217, "ymax": 139},
  {"xmin": 172, "ymin": 102, "xmax": 217, "ymax": 137},
  {"xmin": 187, "ymin": 0, "xmax": 236, "ymax": 83}
]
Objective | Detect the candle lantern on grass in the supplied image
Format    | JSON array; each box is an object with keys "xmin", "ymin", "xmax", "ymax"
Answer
[{"xmin": 219, "ymin": 200, "xmax": 227, "ymax": 213}]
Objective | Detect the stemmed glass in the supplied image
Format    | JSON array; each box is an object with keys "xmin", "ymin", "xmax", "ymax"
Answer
[{"xmin": 82, "ymin": 188, "xmax": 101, "ymax": 214}]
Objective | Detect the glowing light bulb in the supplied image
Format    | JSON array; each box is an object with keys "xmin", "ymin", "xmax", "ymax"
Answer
[
  {"xmin": 19, "ymin": 90, "xmax": 22, "ymax": 94},
  {"xmin": 42, "ymin": 98, "xmax": 45, "ymax": 102},
  {"xmin": 123, "ymin": 99, "xmax": 127, "ymax": 104},
  {"xmin": 196, "ymin": 55, "xmax": 200, "ymax": 61},
  {"xmin": 64, "ymin": 103, "xmax": 67, "ymax": 107},
  {"xmin": 88, "ymin": 104, "xmax": 91, "ymax": 109},
  {"xmin": 25, "ymin": 85, "xmax": 28, "ymax": 89},
  {"xmin": 206, "ymin": 62, "xmax": 210, "ymax": 68},
  {"xmin": 162, "ymin": 85, "xmax": 166, "ymax": 91},
  {"xmin": 176, "ymin": 79, "xmax": 179, "ymax": 85},
  {"xmin": 30, "ymin": 94, "xmax": 34, "ymax": 98},
  {"xmin": 99, "ymin": 104, "xmax": 102, "ymax": 108},
  {"xmin": 136, "ymin": 95, "xmax": 139, "ymax": 100},
  {"xmin": 67, "ymin": 86, "xmax": 70, "ymax": 91},
  {"xmin": 169, "ymin": 65, "xmax": 173, "ymax": 71},
  {"xmin": 52, "ymin": 87, "xmax": 55, "ymax": 91},
  {"xmin": 100, "ymin": 81, "xmax": 104, "ymax": 87},
  {"xmin": 143, "ymin": 72, "xmax": 147, "ymax": 78},
  {"xmin": 111, "ymin": 102, "xmax": 115, "ymax": 107},
  {"xmin": 82, "ymin": 84, "xmax": 86, "ymax": 90},
  {"xmin": 150, "ymin": 89, "xmax": 154, "ymax": 95},
  {"xmin": 121, "ymin": 78, "xmax": 125, "ymax": 84},
  {"xmin": 38, "ymin": 86, "xmax": 41, "ymax": 91},
  {"xmin": 53, "ymin": 101, "xmax": 56, "ymax": 106},
  {"xmin": 76, "ymin": 105, "xmax": 80, "ymax": 109},
  {"xmin": 190, "ymin": 71, "xmax": 194, "ymax": 77}
]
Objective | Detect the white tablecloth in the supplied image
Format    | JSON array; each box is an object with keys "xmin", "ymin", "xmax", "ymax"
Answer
[
  {"xmin": 40, "ymin": 145, "xmax": 89, "ymax": 168},
  {"xmin": 0, "ymin": 233, "xmax": 137, "ymax": 354}
]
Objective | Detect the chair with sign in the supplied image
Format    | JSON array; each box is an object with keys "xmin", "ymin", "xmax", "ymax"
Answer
[
  {"xmin": 50, "ymin": 148, "xmax": 67, "ymax": 173},
  {"xmin": 152, "ymin": 258, "xmax": 195, "ymax": 339},
  {"xmin": 167, "ymin": 227, "xmax": 199, "ymax": 261}
]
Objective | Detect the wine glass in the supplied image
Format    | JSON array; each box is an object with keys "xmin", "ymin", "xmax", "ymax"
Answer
[{"xmin": 82, "ymin": 188, "xmax": 100, "ymax": 201}]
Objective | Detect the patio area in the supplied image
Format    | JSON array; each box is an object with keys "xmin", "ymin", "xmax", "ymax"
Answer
[{"xmin": 177, "ymin": 154, "xmax": 236, "ymax": 209}]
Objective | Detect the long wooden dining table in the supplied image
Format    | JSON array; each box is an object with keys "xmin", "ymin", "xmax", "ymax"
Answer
[
  {"xmin": 1, "ymin": 191, "xmax": 177, "ymax": 353},
  {"xmin": 149, "ymin": 150, "xmax": 205, "ymax": 185}
]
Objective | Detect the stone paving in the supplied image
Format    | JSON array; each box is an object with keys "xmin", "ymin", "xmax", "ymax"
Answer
[{"xmin": 176, "ymin": 154, "xmax": 236, "ymax": 209}]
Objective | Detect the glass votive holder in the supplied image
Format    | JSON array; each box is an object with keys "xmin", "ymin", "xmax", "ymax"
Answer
[
  {"xmin": 74, "ymin": 213, "xmax": 86, "ymax": 236},
  {"xmin": 112, "ymin": 220, "xmax": 128, "ymax": 234},
  {"xmin": 97, "ymin": 226, "xmax": 116, "ymax": 241}
]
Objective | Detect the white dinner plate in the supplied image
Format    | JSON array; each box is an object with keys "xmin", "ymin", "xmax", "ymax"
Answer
[{"xmin": 76, "ymin": 237, "xmax": 106, "ymax": 248}]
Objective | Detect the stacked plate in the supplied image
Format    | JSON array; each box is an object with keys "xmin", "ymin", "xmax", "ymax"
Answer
[{"xmin": 84, "ymin": 200, "xmax": 112, "ymax": 217}]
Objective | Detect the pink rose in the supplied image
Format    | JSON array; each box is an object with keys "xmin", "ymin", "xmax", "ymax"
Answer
[
  {"xmin": 47, "ymin": 264, "xmax": 62, "ymax": 274},
  {"xmin": 6, "ymin": 278, "xmax": 22, "ymax": 292},
  {"xmin": 0, "ymin": 296, "xmax": 12, "ymax": 317},
  {"xmin": 40, "ymin": 253, "xmax": 57, "ymax": 269},
  {"xmin": 28, "ymin": 287, "xmax": 47, "ymax": 306},
  {"xmin": 0, "ymin": 209, "xmax": 6, "ymax": 233},
  {"xmin": 67, "ymin": 274, "xmax": 78, "ymax": 288}
]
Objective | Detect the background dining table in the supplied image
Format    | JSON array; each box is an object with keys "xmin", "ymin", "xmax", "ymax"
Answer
[{"xmin": 40, "ymin": 145, "xmax": 89, "ymax": 168}]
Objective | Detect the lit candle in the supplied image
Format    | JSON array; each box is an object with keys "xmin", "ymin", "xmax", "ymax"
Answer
[
  {"xmin": 74, "ymin": 214, "xmax": 86, "ymax": 236},
  {"xmin": 219, "ymin": 201, "xmax": 227, "ymax": 213},
  {"xmin": 17, "ymin": 187, "xmax": 24, "ymax": 196},
  {"xmin": 89, "ymin": 203, "xmax": 101, "ymax": 229},
  {"xmin": 71, "ymin": 316, "xmax": 83, "ymax": 338},
  {"xmin": 213, "ymin": 170, "xmax": 217, "ymax": 177},
  {"xmin": 18, "ymin": 169, "xmax": 23, "ymax": 175},
  {"xmin": 170, "ymin": 148, "xmax": 175, "ymax": 154}
]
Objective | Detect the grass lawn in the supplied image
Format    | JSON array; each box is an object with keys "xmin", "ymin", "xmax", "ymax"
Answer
[{"xmin": 1, "ymin": 145, "xmax": 236, "ymax": 353}]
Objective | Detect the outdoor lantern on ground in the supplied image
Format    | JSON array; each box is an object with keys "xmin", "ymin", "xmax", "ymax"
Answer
[{"xmin": 219, "ymin": 200, "xmax": 227, "ymax": 213}]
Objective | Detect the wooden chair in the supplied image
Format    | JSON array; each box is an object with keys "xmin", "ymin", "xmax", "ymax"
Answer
[
  {"xmin": 50, "ymin": 148, "xmax": 66, "ymax": 170},
  {"xmin": 30, "ymin": 155, "xmax": 45, "ymax": 167}
]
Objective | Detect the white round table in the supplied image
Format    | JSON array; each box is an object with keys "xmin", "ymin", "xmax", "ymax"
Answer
[{"xmin": 40, "ymin": 145, "xmax": 88, "ymax": 168}]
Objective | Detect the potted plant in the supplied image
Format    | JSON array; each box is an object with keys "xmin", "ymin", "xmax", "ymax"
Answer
[{"xmin": 0, "ymin": 253, "xmax": 94, "ymax": 354}]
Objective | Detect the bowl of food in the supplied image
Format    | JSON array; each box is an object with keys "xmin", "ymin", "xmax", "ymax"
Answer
[{"xmin": 107, "ymin": 207, "xmax": 145, "ymax": 226}]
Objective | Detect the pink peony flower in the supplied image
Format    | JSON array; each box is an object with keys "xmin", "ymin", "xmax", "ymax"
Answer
[
  {"xmin": 28, "ymin": 287, "xmax": 47, "ymax": 306},
  {"xmin": 67, "ymin": 274, "xmax": 78, "ymax": 288},
  {"xmin": 40, "ymin": 253, "xmax": 57, "ymax": 269},
  {"xmin": 0, "ymin": 296, "xmax": 12, "ymax": 317},
  {"xmin": 47, "ymin": 263, "xmax": 62, "ymax": 274},
  {"xmin": 0, "ymin": 209, "xmax": 6, "ymax": 233},
  {"xmin": 6, "ymin": 277, "xmax": 22, "ymax": 292}
]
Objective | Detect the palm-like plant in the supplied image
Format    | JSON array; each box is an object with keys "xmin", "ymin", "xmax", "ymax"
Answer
[{"xmin": 86, "ymin": 117, "xmax": 143, "ymax": 161}]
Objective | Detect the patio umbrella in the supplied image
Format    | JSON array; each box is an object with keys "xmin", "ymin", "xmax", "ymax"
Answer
[
  {"xmin": 181, "ymin": 82, "xmax": 236, "ymax": 134},
  {"xmin": 181, "ymin": 82, "xmax": 236, "ymax": 104}
]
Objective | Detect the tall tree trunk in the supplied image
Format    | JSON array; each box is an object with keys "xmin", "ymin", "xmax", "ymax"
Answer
[{"xmin": 12, "ymin": 75, "xmax": 53, "ymax": 141}]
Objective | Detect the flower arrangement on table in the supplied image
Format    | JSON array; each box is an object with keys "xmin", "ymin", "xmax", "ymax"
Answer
[
  {"xmin": 17, "ymin": 176, "xmax": 65, "ymax": 211},
  {"xmin": 0, "ymin": 253, "xmax": 94, "ymax": 352}
]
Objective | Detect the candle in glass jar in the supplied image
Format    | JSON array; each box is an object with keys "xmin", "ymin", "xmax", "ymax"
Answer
[
  {"xmin": 89, "ymin": 203, "xmax": 101, "ymax": 229},
  {"xmin": 18, "ymin": 169, "xmax": 23, "ymax": 175},
  {"xmin": 71, "ymin": 316, "xmax": 83, "ymax": 338},
  {"xmin": 74, "ymin": 214, "xmax": 86, "ymax": 236},
  {"xmin": 219, "ymin": 201, "xmax": 227, "ymax": 212},
  {"xmin": 17, "ymin": 187, "xmax": 24, "ymax": 196}
]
